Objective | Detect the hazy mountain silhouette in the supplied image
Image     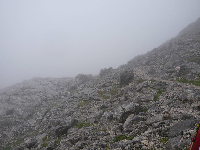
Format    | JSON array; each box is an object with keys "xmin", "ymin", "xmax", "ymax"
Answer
[{"xmin": 0, "ymin": 17, "xmax": 200, "ymax": 150}]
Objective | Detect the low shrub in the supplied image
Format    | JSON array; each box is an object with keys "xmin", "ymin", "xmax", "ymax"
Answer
[
  {"xmin": 110, "ymin": 85, "xmax": 118, "ymax": 96},
  {"xmin": 41, "ymin": 142, "xmax": 48, "ymax": 147},
  {"xmin": 177, "ymin": 78, "xmax": 200, "ymax": 86},
  {"xmin": 137, "ymin": 78, "xmax": 145, "ymax": 84},
  {"xmin": 97, "ymin": 90, "xmax": 106, "ymax": 96},
  {"xmin": 114, "ymin": 135, "xmax": 134, "ymax": 142},
  {"xmin": 76, "ymin": 121, "xmax": 92, "ymax": 129},
  {"xmin": 160, "ymin": 137, "xmax": 169, "ymax": 144},
  {"xmin": 54, "ymin": 137, "xmax": 62, "ymax": 146},
  {"xmin": 78, "ymin": 100, "xmax": 89, "ymax": 107},
  {"xmin": 103, "ymin": 95, "xmax": 110, "ymax": 99},
  {"xmin": 153, "ymin": 89, "xmax": 166, "ymax": 101}
]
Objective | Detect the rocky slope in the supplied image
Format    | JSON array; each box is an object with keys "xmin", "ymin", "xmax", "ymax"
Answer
[{"xmin": 0, "ymin": 17, "xmax": 200, "ymax": 150}]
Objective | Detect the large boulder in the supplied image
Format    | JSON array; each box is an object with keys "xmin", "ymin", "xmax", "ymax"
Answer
[
  {"xmin": 54, "ymin": 119, "xmax": 78, "ymax": 137},
  {"xmin": 166, "ymin": 135, "xmax": 191, "ymax": 150},
  {"xmin": 168, "ymin": 119, "xmax": 197, "ymax": 138},
  {"xmin": 123, "ymin": 114, "xmax": 146, "ymax": 130},
  {"xmin": 23, "ymin": 138, "xmax": 38, "ymax": 149},
  {"xmin": 114, "ymin": 103, "xmax": 142, "ymax": 123},
  {"xmin": 119, "ymin": 69, "xmax": 134, "ymax": 87},
  {"xmin": 75, "ymin": 74, "xmax": 92, "ymax": 85},
  {"xmin": 99, "ymin": 67, "xmax": 113, "ymax": 77}
]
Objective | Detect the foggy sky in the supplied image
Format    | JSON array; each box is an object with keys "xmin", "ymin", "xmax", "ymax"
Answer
[{"xmin": 1, "ymin": 0, "xmax": 200, "ymax": 89}]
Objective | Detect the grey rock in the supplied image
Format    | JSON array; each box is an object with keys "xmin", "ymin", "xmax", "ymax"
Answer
[
  {"xmin": 167, "ymin": 135, "xmax": 191, "ymax": 150},
  {"xmin": 169, "ymin": 119, "xmax": 197, "ymax": 138},
  {"xmin": 75, "ymin": 74, "xmax": 93, "ymax": 85},
  {"xmin": 24, "ymin": 138, "xmax": 38, "ymax": 149},
  {"xmin": 99, "ymin": 67, "xmax": 113, "ymax": 77},
  {"xmin": 123, "ymin": 114, "xmax": 146, "ymax": 129},
  {"xmin": 119, "ymin": 69, "xmax": 134, "ymax": 87},
  {"xmin": 114, "ymin": 103, "xmax": 142, "ymax": 123},
  {"xmin": 54, "ymin": 119, "xmax": 78, "ymax": 137}
]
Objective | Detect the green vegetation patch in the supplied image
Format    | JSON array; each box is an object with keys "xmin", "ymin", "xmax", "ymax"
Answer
[
  {"xmin": 41, "ymin": 136, "xmax": 50, "ymax": 148},
  {"xmin": 152, "ymin": 79, "xmax": 156, "ymax": 83},
  {"xmin": 103, "ymin": 95, "xmax": 110, "ymax": 99},
  {"xmin": 110, "ymin": 85, "xmax": 119, "ymax": 96},
  {"xmin": 119, "ymin": 92, "xmax": 124, "ymax": 96},
  {"xmin": 76, "ymin": 121, "xmax": 92, "ymax": 129},
  {"xmin": 41, "ymin": 142, "xmax": 48, "ymax": 147},
  {"xmin": 177, "ymin": 78, "xmax": 200, "ymax": 86},
  {"xmin": 142, "ymin": 107, "xmax": 148, "ymax": 112},
  {"xmin": 195, "ymin": 38, "xmax": 200, "ymax": 43},
  {"xmin": 42, "ymin": 136, "xmax": 48, "ymax": 142},
  {"xmin": 137, "ymin": 78, "xmax": 146, "ymax": 84},
  {"xmin": 97, "ymin": 90, "xmax": 110, "ymax": 99},
  {"xmin": 181, "ymin": 147, "xmax": 189, "ymax": 150},
  {"xmin": 188, "ymin": 57, "xmax": 200, "ymax": 62},
  {"xmin": 1, "ymin": 144, "xmax": 12, "ymax": 150},
  {"xmin": 97, "ymin": 90, "xmax": 106, "ymax": 96},
  {"xmin": 114, "ymin": 135, "xmax": 134, "ymax": 142},
  {"xmin": 1, "ymin": 138, "xmax": 23, "ymax": 150},
  {"xmin": 183, "ymin": 51, "xmax": 193, "ymax": 55},
  {"xmin": 78, "ymin": 100, "xmax": 89, "ymax": 107},
  {"xmin": 160, "ymin": 137, "xmax": 169, "ymax": 144},
  {"xmin": 153, "ymin": 89, "xmax": 166, "ymax": 101},
  {"xmin": 54, "ymin": 137, "xmax": 62, "ymax": 146}
]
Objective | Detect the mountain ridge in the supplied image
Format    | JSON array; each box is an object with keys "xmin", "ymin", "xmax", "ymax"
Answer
[{"xmin": 0, "ymin": 17, "xmax": 200, "ymax": 150}]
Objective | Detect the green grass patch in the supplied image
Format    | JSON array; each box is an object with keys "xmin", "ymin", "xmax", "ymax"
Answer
[
  {"xmin": 1, "ymin": 144, "xmax": 12, "ymax": 150},
  {"xmin": 1, "ymin": 138, "xmax": 23, "ymax": 150},
  {"xmin": 13, "ymin": 139, "xmax": 23, "ymax": 147},
  {"xmin": 114, "ymin": 135, "xmax": 134, "ymax": 142},
  {"xmin": 78, "ymin": 100, "xmax": 89, "ymax": 107},
  {"xmin": 97, "ymin": 90, "xmax": 110, "ymax": 99},
  {"xmin": 183, "ymin": 51, "xmax": 193, "ymax": 55},
  {"xmin": 41, "ymin": 136, "xmax": 50, "ymax": 147},
  {"xmin": 76, "ymin": 121, "xmax": 92, "ymax": 129},
  {"xmin": 152, "ymin": 80, "xmax": 156, "ymax": 83},
  {"xmin": 50, "ymin": 101, "xmax": 60, "ymax": 108},
  {"xmin": 119, "ymin": 92, "xmax": 124, "ymax": 96},
  {"xmin": 42, "ymin": 136, "xmax": 48, "ymax": 142},
  {"xmin": 54, "ymin": 137, "xmax": 62, "ymax": 146},
  {"xmin": 153, "ymin": 89, "xmax": 166, "ymax": 101},
  {"xmin": 181, "ymin": 147, "xmax": 189, "ymax": 150},
  {"xmin": 110, "ymin": 85, "xmax": 119, "ymax": 96},
  {"xmin": 41, "ymin": 142, "xmax": 48, "ymax": 147},
  {"xmin": 103, "ymin": 95, "xmax": 110, "ymax": 99},
  {"xmin": 97, "ymin": 90, "xmax": 106, "ymax": 96},
  {"xmin": 188, "ymin": 57, "xmax": 200, "ymax": 62},
  {"xmin": 177, "ymin": 78, "xmax": 200, "ymax": 86},
  {"xmin": 137, "ymin": 78, "xmax": 145, "ymax": 84},
  {"xmin": 142, "ymin": 107, "xmax": 148, "ymax": 112},
  {"xmin": 160, "ymin": 137, "xmax": 169, "ymax": 144},
  {"xmin": 195, "ymin": 39, "xmax": 200, "ymax": 43}
]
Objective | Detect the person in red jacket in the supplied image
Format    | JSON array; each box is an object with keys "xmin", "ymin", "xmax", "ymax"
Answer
[{"xmin": 189, "ymin": 127, "xmax": 200, "ymax": 150}]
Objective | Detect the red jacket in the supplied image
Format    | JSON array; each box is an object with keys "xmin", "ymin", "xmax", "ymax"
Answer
[{"xmin": 189, "ymin": 129, "xmax": 200, "ymax": 150}]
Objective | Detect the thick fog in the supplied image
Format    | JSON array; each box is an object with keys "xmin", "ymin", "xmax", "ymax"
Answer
[{"xmin": 0, "ymin": 0, "xmax": 200, "ymax": 89}]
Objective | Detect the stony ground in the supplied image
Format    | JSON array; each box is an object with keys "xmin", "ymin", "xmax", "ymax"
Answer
[{"xmin": 0, "ymin": 17, "xmax": 200, "ymax": 150}]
